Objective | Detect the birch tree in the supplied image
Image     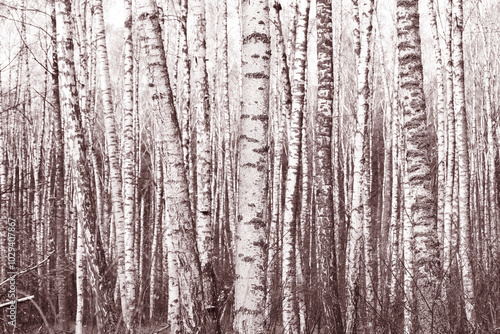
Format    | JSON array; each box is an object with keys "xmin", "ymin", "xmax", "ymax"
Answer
[
  {"xmin": 55, "ymin": 0, "xmax": 116, "ymax": 331},
  {"xmin": 93, "ymin": 0, "xmax": 137, "ymax": 330},
  {"xmin": 316, "ymin": 0, "xmax": 344, "ymax": 331},
  {"xmin": 233, "ymin": 0, "xmax": 271, "ymax": 331},
  {"xmin": 451, "ymin": 0, "xmax": 475, "ymax": 327},
  {"xmin": 121, "ymin": 0, "xmax": 138, "ymax": 328},
  {"xmin": 187, "ymin": 0, "xmax": 216, "ymax": 328},
  {"xmin": 137, "ymin": 0, "xmax": 205, "ymax": 331},
  {"xmin": 396, "ymin": 0, "xmax": 441, "ymax": 332},
  {"xmin": 346, "ymin": 0, "xmax": 374, "ymax": 331},
  {"xmin": 50, "ymin": 0, "xmax": 69, "ymax": 329},
  {"xmin": 282, "ymin": 0, "xmax": 309, "ymax": 332}
]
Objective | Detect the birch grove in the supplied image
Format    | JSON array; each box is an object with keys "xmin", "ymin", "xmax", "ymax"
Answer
[{"xmin": 1, "ymin": 0, "xmax": 500, "ymax": 333}]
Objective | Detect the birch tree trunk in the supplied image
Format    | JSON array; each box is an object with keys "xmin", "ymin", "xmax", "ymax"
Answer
[
  {"xmin": 233, "ymin": 0, "xmax": 271, "ymax": 331},
  {"xmin": 484, "ymin": 68, "xmax": 498, "ymax": 263},
  {"xmin": 50, "ymin": 1, "xmax": 69, "ymax": 329},
  {"xmin": 451, "ymin": 0, "xmax": 475, "ymax": 327},
  {"xmin": 346, "ymin": 0, "xmax": 373, "ymax": 331},
  {"xmin": 178, "ymin": 0, "xmax": 192, "ymax": 207},
  {"xmin": 137, "ymin": 0, "xmax": 205, "ymax": 331},
  {"xmin": 298, "ymin": 117, "xmax": 309, "ymax": 334},
  {"xmin": 187, "ymin": 0, "xmax": 216, "ymax": 328},
  {"xmin": 93, "ymin": 0, "xmax": 136, "ymax": 329},
  {"xmin": 316, "ymin": 0, "xmax": 344, "ymax": 331},
  {"xmin": 282, "ymin": 0, "xmax": 309, "ymax": 332},
  {"xmin": 55, "ymin": 0, "xmax": 116, "ymax": 331},
  {"xmin": 396, "ymin": 0, "xmax": 440, "ymax": 332},
  {"xmin": 267, "ymin": 4, "xmax": 289, "ymax": 325},
  {"xmin": 150, "ymin": 141, "xmax": 164, "ymax": 319},
  {"xmin": 442, "ymin": 0, "xmax": 455, "ymax": 301},
  {"xmin": 359, "ymin": 1, "xmax": 375, "ymax": 331},
  {"xmin": 427, "ymin": 0, "xmax": 446, "ymax": 262},
  {"xmin": 121, "ymin": 0, "xmax": 138, "ymax": 328},
  {"xmin": 388, "ymin": 62, "xmax": 403, "ymax": 333},
  {"xmin": 221, "ymin": 0, "xmax": 235, "ymax": 266}
]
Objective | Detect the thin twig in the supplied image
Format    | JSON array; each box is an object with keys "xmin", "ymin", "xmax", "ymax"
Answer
[{"xmin": 0, "ymin": 251, "xmax": 55, "ymax": 287}]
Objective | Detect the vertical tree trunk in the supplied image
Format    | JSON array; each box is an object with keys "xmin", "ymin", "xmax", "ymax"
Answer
[
  {"xmin": 188, "ymin": 0, "xmax": 216, "ymax": 329},
  {"xmin": 298, "ymin": 115, "xmax": 309, "ymax": 334},
  {"xmin": 233, "ymin": 0, "xmax": 271, "ymax": 331},
  {"xmin": 150, "ymin": 142, "xmax": 163, "ymax": 320},
  {"xmin": 484, "ymin": 68, "xmax": 498, "ymax": 261},
  {"xmin": 451, "ymin": 0, "xmax": 475, "ymax": 328},
  {"xmin": 333, "ymin": 0, "xmax": 347, "ymax": 317},
  {"xmin": 396, "ymin": 0, "xmax": 441, "ymax": 332},
  {"xmin": 376, "ymin": 20, "xmax": 393, "ymax": 322},
  {"xmin": 346, "ymin": 0, "xmax": 374, "ymax": 331},
  {"xmin": 388, "ymin": 62, "xmax": 403, "ymax": 333},
  {"xmin": 442, "ymin": 0, "xmax": 455, "ymax": 309},
  {"xmin": 267, "ymin": 3, "xmax": 290, "ymax": 326},
  {"xmin": 93, "ymin": 0, "xmax": 136, "ymax": 329},
  {"xmin": 282, "ymin": 0, "xmax": 309, "ymax": 332},
  {"xmin": 178, "ymin": 0, "xmax": 193, "ymax": 208},
  {"xmin": 137, "ymin": 0, "xmax": 205, "ymax": 331},
  {"xmin": 50, "ymin": 0, "xmax": 69, "ymax": 329},
  {"xmin": 316, "ymin": 0, "xmax": 344, "ymax": 332},
  {"xmin": 427, "ymin": 0, "xmax": 447, "ymax": 265},
  {"xmin": 121, "ymin": 0, "xmax": 138, "ymax": 328}
]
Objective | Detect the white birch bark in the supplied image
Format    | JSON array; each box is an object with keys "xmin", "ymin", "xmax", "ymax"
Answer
[
  {"xmin": 150, "ymin": 141, "xmax": 164, "ymax": 320},
  {"xmin": 121, "ymin": 0, "xmax": 137, "ymax": 328},
  {"xmin": 233, "ymin": 0, "xmax": 271, "ymax": 331},
  {"xmin": 388, "ymin": 60, "xmax": 403, "ymax": 333},
  {"xmin": 93, "ymin": 0, "xmax": 135, "ymax": 328},
  {"xmin": 178, "ymin": 0, "xmax": 193, "ymax": 208},
  {"xmin": 484, "ymin": 68, "xmax": 498, "ymax": 261},
  {"xmin": 137, "ymin": 0, "xmax": 205, "ymax": 331},
  {"xmin": 346, "ymin": 0, "xmax": 373, "ymax": 331},
  {"xmin": 268, "ymin": 2, "xmax": 290, "ymax": 320},
  {"xmin": 282, "ymin": 0, "xmax": 309, "ymax": 332},
  {"xmin": 316, "ymin": 0, "xmax": 344, "ymax": 331},
  {"xmin": 427, "ymin": 0, "xmax": 446, "ymax": 262},
  {"xmin": 451, "ymin": 0, "xmax": 475, "ymax": 326},
  {"xmin": 397, "ymin": 0, "xmax": 440, "ymax": 332},
  {"xmin": 49, "ymin": 3, "xmax": 69, "ymax": 328},
  {"xmin": 188, "ymin": 0, "xmax": 216, "ymax": 327},
  {"xmin": 56, "ymin": 0, "xmax": 117, "ymax": 331},
  {"xmin": 442, "ymin": 0, "xmax": 455, "ymax": 289}
]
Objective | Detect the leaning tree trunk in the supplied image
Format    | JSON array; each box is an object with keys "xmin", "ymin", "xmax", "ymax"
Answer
[
  {"xmin": 396, "ymin": 0, "xmax": 441, "ymax": 332},
  {"xmin": 55, "ymin": 0, "xmax": 116, "ymax": 332},
  {"xmin": 233, "ymin": 0, "xmax": 271, "ymax": 331},
  {"xmin": 137, "ymin": 0, "xmax": 205, "ymax": 331}
]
